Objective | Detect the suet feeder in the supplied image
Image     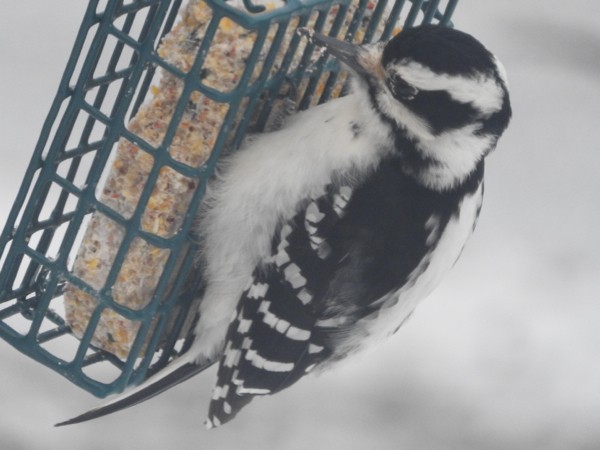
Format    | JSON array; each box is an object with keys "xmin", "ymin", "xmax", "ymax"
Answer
[{"xmin": 0, "ymin": 0, "xmax": 459, "ymax": 398}]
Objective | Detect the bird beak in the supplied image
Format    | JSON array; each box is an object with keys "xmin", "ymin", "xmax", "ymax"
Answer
[{"xmin": 303, "ymin": 31, "xmax": 383, "ymax": 81}]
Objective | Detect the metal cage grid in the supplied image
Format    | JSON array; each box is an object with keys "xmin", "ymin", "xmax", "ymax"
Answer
[{"xmin": 0, "ymin": 0, "xmax": 459, "ymax": 398}]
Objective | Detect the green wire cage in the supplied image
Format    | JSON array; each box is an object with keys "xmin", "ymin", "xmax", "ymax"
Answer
[{"xmin": 0, "ymin": 0, "xmax": 459, "ymax": 398}]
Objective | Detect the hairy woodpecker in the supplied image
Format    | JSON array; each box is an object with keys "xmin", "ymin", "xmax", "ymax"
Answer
[{"xmin": 58, "ymin": 24, "xmax": 511, "ymax": 428}]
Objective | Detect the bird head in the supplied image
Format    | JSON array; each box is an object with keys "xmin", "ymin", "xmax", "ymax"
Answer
[{"xmin": 307, "ymin": 25, "xmax": 512, "ymax": 190}]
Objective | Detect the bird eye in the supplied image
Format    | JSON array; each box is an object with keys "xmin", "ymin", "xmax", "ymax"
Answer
[{"xmin": 387, "ymin": 74, "xmax": 418, "ymax": 101}]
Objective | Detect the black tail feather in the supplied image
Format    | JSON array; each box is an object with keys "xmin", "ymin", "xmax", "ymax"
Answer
[{"xmin": 56, "ymin": 358, "xmax": 215, "ymax": 427}]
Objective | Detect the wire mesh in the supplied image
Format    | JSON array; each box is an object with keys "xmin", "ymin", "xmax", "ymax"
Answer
[{"xmin": 0, "ymin": 0, "xmax": 459, "ymax": 397}]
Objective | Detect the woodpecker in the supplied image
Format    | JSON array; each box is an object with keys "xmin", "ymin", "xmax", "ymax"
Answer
[{"xmin": 58, "ymin": 24, "xmax": 511, "ymax": 428}]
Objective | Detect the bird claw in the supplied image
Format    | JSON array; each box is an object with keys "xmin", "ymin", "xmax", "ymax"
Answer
[
  {"xmin": 262, "ymin": 76, "xmax": 299, "ymax": 133},
  {"xmin": 296, "ymin": 27, "xmax": 314, "ymax": 42}
]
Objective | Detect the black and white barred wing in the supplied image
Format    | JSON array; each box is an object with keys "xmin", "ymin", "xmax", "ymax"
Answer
[
  {"xmin": 206, "ymin": 184, "xmax": 353, "ymax": 428},
  {"xmin": 205, "ymin": 159, "xmax": 471, "ymax": 427}
]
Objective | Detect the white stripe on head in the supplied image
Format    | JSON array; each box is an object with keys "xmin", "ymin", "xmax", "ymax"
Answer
[
  {"xmin": 373, "ymin": 84, "xmax": 495, "ymax": 190},
  {"xmin": 391, "ymin": 59, "xmax": 504, "ymax": 116},
  {"xmin": 416, "ymin": 124, "xmax": 494, "ymax": 190}
]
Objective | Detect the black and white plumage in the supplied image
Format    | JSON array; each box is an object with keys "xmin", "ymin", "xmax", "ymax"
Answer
[{"xmin": 58, "ymin": 24, "xmax": 511, "ymax": 428}]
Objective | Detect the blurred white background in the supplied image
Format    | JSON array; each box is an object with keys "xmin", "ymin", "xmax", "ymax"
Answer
[{"xmin": 1, "ymin": 1, "xmax": 599, "ymax": 449}]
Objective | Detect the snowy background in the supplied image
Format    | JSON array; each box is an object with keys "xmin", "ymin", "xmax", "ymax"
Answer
[{"xmin": 1, "ymin": 1, "xmax": 599, "ymax": 448}]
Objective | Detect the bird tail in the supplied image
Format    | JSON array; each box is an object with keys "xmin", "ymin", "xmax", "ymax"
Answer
[{"xmin": 55, "ymin": 354, "xmax": 216, "ymax": 426}]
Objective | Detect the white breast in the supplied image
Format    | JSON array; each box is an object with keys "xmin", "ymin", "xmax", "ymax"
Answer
[{"xmin": 191, "ymin": 93, "xmax": 392, "ymax": 360}]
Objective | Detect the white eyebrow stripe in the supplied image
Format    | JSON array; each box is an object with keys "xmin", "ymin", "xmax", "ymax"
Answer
[{"xmin": 393, "ymin": 59, "xmax": 504, "ymax": 115}]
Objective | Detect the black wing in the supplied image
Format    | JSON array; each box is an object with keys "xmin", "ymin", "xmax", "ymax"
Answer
[{"xmin": 206, "ymin": 158, "xmax": 484, "ymax": 427}]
